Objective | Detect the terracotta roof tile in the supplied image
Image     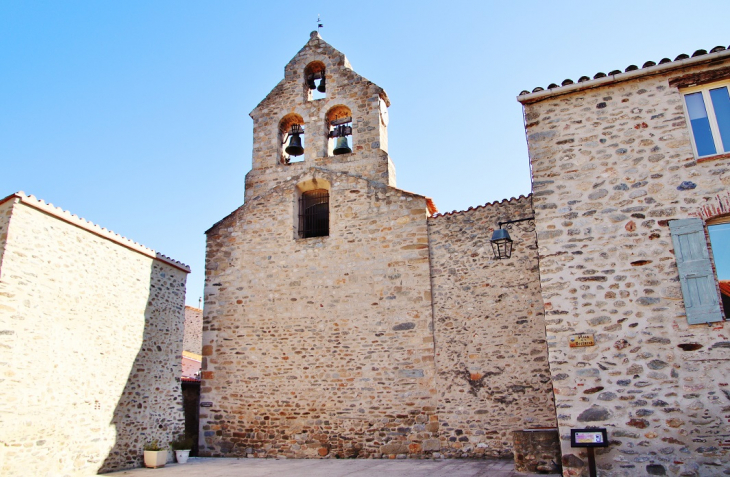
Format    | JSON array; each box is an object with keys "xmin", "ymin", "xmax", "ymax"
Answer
[
  {"xmin": 430, "ymin": 194, "xmax": 531, "ymax": 218},
  {"xmin": 519, "ymin": 45, "xmax": 730, "ymax": 99}
]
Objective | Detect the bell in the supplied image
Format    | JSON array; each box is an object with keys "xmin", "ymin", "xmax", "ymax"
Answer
[
  {"xmin": 306, "ymin": 75, "xmax": 316, "ymax": 90},
  {"xmin": 333, "ymin": 136, "xmax": 352, "ymax": 155},
  {"xmin": 317, "ymin": 76, "xmax": 326, "ymax": 93},
  {"xmin": 285, "ymin": 134, "xmax": 304, "ymax": 156}
]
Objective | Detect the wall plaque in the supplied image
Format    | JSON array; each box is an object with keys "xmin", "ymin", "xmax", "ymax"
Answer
[
  {"xmin": 569, "ymin": 333, "xmax": 595, "ymax": 348},
  {"xmin": 200, "ymin": 402, "xmax": 213, "ymax": 407}
]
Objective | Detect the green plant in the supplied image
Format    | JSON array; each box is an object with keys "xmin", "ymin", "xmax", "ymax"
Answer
[
  {"xmin": 144, "ymin": 440, "xmax": 164, "ymax": 451},
  {"xmin": 169, "ymin": 434, "xmax": 195, "ymax": 451}
]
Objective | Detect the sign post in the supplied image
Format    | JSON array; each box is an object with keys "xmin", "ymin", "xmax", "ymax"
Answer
[{"xmin": 570, "ymin": 428, "xmax": 608, "ymax": 477}]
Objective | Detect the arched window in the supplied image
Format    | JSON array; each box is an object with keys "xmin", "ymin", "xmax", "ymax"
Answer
[
  {"xmin": 304, "ymin": 61, "xmax": 326, "ymax": 101},
  {"xmin": 279, "ymin": 113, "xmax": 305, "ymax": 164},
  {"xmin": 299, "ymin": 189, "xmax": 329, "ymax": 238},
  {"xmin": 326, "ymin": 105, "xmax": 352, "ymax": 156}
]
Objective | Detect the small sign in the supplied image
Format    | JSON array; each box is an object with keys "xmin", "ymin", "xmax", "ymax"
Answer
[
  {"xmin": 200, "ymin": 402, "xmax": 213, "ymax": 407},
  {"xmin": 570, "ymin": 428, "xmax": 608, "ymax": 448},
  {"xmin": 569, "ymin": 333, "xmax": 595, "ymax": 348}
]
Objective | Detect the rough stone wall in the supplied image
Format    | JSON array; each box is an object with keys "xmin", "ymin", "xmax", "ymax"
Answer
[
  {"xmin": 0, "ymin": 197, "xmax": 188, "ymax": 476},
  {"xmin": 201, "ymin": 169, "xmax": 437, "ymax": 459},
  {"xmin": 245, "ymin": 31, "xmax": 395, "ymax": 203},
  {"xmin": 522, "ymin": 58, "xmax": 730, "ymax": 476},
  {"xmin": 429, "ymin": 196, "xmax": 556, "ymax": 458},
  {"xmin": 0, "ymin": 199, "xmax": 12, "ymax": 276},
  {"xmin": 184, "ymin": 306, "xmax": 203, "ymax": 354}
]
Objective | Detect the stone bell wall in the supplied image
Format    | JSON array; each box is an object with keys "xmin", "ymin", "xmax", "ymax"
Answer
[
  {"xmin": 0, "ymin": 194, "xmax": 188, "ymax": 476},
  {"xmin": 522, "ymin": 57, "xmax": 730, "ymax": 476},
  {"xmin": 200, "ymin": 169, "xmax": 437, "ymax": 459},
  {"xmin": 245, "ymin": 31, "xmax": 395, "ymax": 203},
  {"xmin": 428, "ymin": 195, "xmax": 557, "ymax": 458}
]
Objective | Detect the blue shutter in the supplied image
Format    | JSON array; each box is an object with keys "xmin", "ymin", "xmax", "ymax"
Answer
[{"xmin": 669, "ymin": 218, "xmax": 724, "ymax": 324}]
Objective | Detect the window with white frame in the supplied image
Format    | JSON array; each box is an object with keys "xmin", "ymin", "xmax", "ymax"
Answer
[{"xmin": 682, "ymin": 80, "xmax": 730, "ymax": 158}]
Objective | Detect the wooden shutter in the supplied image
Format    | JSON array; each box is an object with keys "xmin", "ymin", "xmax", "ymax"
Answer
[{"xmin": 669, "ymin": 218, "xmax": 724, "ymax": 324}]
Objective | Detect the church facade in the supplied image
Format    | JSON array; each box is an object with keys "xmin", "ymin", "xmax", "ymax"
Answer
[{"xmin": 199, "ymin": 31, "xmax": 555, "ymax": 460}]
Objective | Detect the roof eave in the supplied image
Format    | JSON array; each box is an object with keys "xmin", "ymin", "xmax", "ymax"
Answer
[{"xmin": 517, "ymin": 48, "xmax": 730, "ymax": 105}]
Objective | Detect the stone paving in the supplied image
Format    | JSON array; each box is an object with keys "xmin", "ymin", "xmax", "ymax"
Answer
[{"xmin": 106, "ymin": 457, "xmax": 559, "ymax": 477}]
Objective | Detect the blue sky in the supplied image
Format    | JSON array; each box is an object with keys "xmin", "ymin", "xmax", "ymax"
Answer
[{"xmin": 2, "ymin": 1, "xmax": 729, "ymax": 306}]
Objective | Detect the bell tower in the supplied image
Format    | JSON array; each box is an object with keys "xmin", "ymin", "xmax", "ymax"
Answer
[{"xmin": 244, "ymin": 31, "xmax": 394, "ymax": 201}]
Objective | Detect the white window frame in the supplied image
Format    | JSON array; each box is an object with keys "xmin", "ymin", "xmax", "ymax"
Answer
[{"xmin": 681, "ymin": 79, "xmax": 730, "ymax": 159}]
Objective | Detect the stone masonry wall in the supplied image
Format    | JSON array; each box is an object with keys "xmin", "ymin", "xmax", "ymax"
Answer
[
  {"xmin": 0, "ymin": 199, "xmax": 11, "ymax": 271},
  {"xmin": 184, "ymin": 306, "xmax": 203, "ymax": 354},
  {"xmin": 522, "ymin": 58, "xmax": 730, "ymax": 476},
  {"xmin": 201, "ymin": 168, "xmax": 437, "ymax": 459},
  {"xmin": 0, "ymin": 196, "xmax": 188, "ymax": 476},
  {"xmin": 429, "ymin": 195, "xmax": 556, "ymax": 458}
]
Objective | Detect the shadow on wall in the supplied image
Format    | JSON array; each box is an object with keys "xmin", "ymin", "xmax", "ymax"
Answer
[{"xmin": 98, "ymin": 262, "xmax": 185, "ymax": 473}]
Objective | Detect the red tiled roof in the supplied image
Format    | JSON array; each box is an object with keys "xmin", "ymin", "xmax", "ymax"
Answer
[
  {"xmin": 430, "ymin": 194, "xmax": 531, "ymax": 218},
  {"xmin": 720, "ymin": 281, "xmax": 730, "ymax": 298}
]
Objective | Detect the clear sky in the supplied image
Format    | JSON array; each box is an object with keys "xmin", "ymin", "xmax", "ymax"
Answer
[{"xmin": 2, "ymin": 1, "xmax": 729, "ymax": 306}]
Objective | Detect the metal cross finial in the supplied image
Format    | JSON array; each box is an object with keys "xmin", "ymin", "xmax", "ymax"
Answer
[{"xmin": 317, "ymin": 14, "xmax": 323, "ymax": 31}]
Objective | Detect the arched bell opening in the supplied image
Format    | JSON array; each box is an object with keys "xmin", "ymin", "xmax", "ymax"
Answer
[
  {"xmin": 279, "ymin": 113, "xmax": 305, "ymax": 164},
  {"xmin": 326, "ymin": 105, "xmax": 352, "ymax": 157},
  {"xmin": 304, "ymin": 61, "xmax": 326, "ymax": 101}
]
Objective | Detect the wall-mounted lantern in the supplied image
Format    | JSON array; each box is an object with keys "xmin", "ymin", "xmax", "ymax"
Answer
[
  {"xmin": 490, "ymin": 228, "xmax": 513, "ymax": 259},
  {"xmin": 490, "ymin": 217, "xmax": 535, "ymax": 260}
]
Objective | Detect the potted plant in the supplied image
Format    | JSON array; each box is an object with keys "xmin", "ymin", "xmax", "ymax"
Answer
[
  {"xmin": 143, "ymin": 440, "xmax": 168, "ymax": 468},
  {"xmin": 170, "ymin": 434, "xmax": 195, "ymax": 464}
]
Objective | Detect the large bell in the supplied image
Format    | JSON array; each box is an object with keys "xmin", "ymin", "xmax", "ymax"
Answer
[
  {"xmin": 333, "ymin": 136, "xmax": 351, "ymax": 155},
  {"xmin": 285, "ymin": 134, "xmax": 304, "ymax": 156},
  {"xmin": 317, "ymin": 76, "xmax": 326, "ymax": 93}
]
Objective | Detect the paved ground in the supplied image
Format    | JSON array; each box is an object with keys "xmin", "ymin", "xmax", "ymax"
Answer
[{"xmin": 106, "ymin": 457, "xmax": 559, "ymax": 477}]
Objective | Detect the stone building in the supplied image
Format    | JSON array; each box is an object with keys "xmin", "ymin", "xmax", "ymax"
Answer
[
  {"xmin": 0, "ymin": 191, "xmax": 190, "ymax": 476},
  {"xmin": 517, "ymin": 46, "xmax": 730, "ymax": 475},
  {"xmin": 200, "ymin": 32, "xmax": 556, "ymax": 460}
]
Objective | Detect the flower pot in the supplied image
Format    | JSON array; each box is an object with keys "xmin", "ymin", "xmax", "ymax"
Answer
[
  {"xmin": 144, "ymin": 450, "xmax": 168, "ymax": 468},
  {"xmin": 175, "ymin": 449, "xmax": 191, "ymax": 464}
]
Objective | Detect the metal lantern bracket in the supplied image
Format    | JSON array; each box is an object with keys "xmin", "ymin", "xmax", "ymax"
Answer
[{"xmin": 498, "ymin": 216, "xmax": 535, "ymax": 229}]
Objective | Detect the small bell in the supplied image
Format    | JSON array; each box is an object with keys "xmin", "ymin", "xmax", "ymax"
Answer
[
  {"xmin": 285, "ymin": 133, "xmax": 304, "ymax": 156},
  {"xmin": 306, "ymin": 75, "xmax": 316, "ymax": 90},
  {"xmin": 333, "ymin": 136, "xmax": 351, "ymax": 155},
  {"xmin": 317, "ymin": 76, "xmax": 326, "ymax": 93}
]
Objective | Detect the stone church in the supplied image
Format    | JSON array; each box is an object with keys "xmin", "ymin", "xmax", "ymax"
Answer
[
  {"xmin": 201, "ymin": 31, "xmax": 730, "ymax": 476},
  {"xmin": 200, "ymin": 31, "xmax": 555, "ymax": 461}
]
